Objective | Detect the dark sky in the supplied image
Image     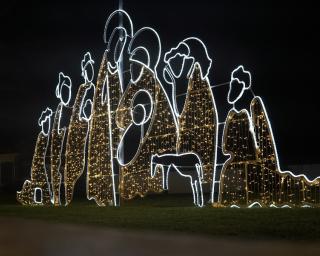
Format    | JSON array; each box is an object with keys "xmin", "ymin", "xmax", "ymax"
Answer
[{"xmin": 0, "ymin": 0, "xmax": 319, "ymax": 167}]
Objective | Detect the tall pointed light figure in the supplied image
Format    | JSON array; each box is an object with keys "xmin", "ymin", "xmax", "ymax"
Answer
[
  {"xmin": 17, "ymin": 108, "xmax": 53, "ymax": 205},
  {"xmin": 219, "ymin": 65, "xmax": 320, "ymax": 207},
  {"xmin": 50, "ymin": 72, "xmax": 70, "ymax": 206},
  {"xmin": 64, "ymin": 53, "xmax": 94, "ymax": 205},
  {"xmin": 87, "ymin": 51, "xmax": 122, "ymax": 206},
  {"xmin": 163, "ymin": 38, "xmax": 218, "ymax": 202}
]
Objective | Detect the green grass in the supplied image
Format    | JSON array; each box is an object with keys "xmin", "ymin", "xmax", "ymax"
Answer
[{"xmin": 1, "ymin": 193, "xmax": 320, "ymax": 241}]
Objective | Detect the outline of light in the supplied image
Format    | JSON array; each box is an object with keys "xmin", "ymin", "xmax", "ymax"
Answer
[
  {"xmin": 227, "ymin": 65, "xmax": 252, "ymax": 105},
  {"xmin": 106, "ymin": 27, "xmax": 128, "ymax": 71},
  {"xmin": 38, "ymin": 107, "xmax": 53, "ymax": 136},
  {"xmin": 253, "ymin": 96, "xmax": 320, "ymax": 183},
  {"xmin": 248, "ymin": 202, "xmax": 262, "ymax": 208},
  {"xmin": 33, "ymin": 187, "xmax": 43, "ymax": 204},
  {"xmin": 78, "ymin": 83, "xmax": 94, "ymax": 122},
  {"xmin": 131, "ymin": 89, "xmax": 153, "ymax": 125},
  {"xmin": 104, "ymin": 9, "xmax": 133, "ymax": 92},
  {"xmin": 55, "ymin": 72, "xmax": 72, "ymax": 107},
  {"xmin": 163, "ymin": 38, "xmax": 218, "ymax": 205},
  {"xmin": 113, "ymin": 9, "xmax": 180, "ymax": 179},
  {"xmin": 164, "ymin": 37, "xmax": 213, "ymax": 81},
  {"xmin": 128, "ymin": 26, "xmax": 162, "ymax": 83},
  {"xmin": 81, "ymin": 99, "xmax": 93, "ymax": 122},
  {"xmin": 116, "ymin": 88, "xmax": 154, "ymax": 167},
  {"xmin": 50, "ymin": 102, "xmax": 67, "ymax": 206},
  {"xmin": 104, "ymin": 9, "xmax": 134, "ymax": 44},
  {"xmin": 150, "ymin": 152, "xmax": 204, "ymax": 207},
  {"xmin": 131, "ymin": 104, "xmax": 147, "ymax": 125},
  {"xmin": 105, "ymin": 73, "xmax": 119, "ymax": 206},
  {"xmin": 81, "ymin": 52, "xmax": 95, "ymax": 83}
]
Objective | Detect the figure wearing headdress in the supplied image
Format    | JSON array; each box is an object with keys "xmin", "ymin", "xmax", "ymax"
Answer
[
  {"xmin": 50, "ymin": 72, "xmax": 70, "ymax": 206},
  {"xmin": 64, "ymin": 53, "xmax": 93, "ymax": 205},
  {"xmin": 163, "ymin": 38, "xmax": 218, "ymax": 188},
  {"xmin": 114, "ymin": 21, "xmax": 178, "ymax": 199},
  {"xmin": 17, "ymin": 108, "xmax": 53, "ymax": 205},
  {"xmin": 87, "ymin": 50, "xmax": 122, "ymax": 206},
  {"xmin": 219, "ymin": 66, "xmax": 320, "ymax": 207}
]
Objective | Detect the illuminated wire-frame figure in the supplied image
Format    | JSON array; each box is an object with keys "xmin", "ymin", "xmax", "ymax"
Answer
[
  {"xmin": 64, "ymin": 54, "xmax": 93, "ymax": 205},
  {"xmin": 218, "ymin": 66, "xmax": 320, "ymax": 207},
  {"xmin": 103, "ymin": 10, "xmax": 178, "ymax": 199},
  {"xmin": 177, "ymin": 64, "xmax": 217, "ymax": 184},
  {"xmin": 50, "ymin": 72, "xmax": 70, "ymax": 206},
  {"xmin": 87, "ymin": 53, "xmax": 122, "ymax": 206},
  {"xmin": 17, "ymin": 108, "xmax": 53, "ymax": 205},
  {"xmin": 116, "ymin": 66, "xmax": 178, "ymax": 199},
  {"xmin": 163, "ymin": 38, "xmax": 218, "ymax": 204}
]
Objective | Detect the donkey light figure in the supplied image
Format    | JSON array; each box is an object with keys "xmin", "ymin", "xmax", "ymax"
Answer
[{"xmin": 150, "ymin": 153, "xmax": 204, "ymax": 207}]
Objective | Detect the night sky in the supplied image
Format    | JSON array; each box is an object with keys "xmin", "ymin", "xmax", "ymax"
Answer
[{"xmin": 0, "ymin": 0, "xmax": 319, "ymax": 168}]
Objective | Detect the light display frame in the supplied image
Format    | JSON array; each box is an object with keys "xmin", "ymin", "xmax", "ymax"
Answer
[{"xmin": 16, "ymin": 8, "xmax": 320, "ymax": 208}]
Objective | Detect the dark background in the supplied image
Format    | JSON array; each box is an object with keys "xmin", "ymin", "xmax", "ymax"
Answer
[{"xmin": 0, "ymin": 0, "xmax": 319, "ymax": 170}]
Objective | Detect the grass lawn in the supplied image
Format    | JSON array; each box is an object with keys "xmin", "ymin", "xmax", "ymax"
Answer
[{"xmin": 1, "ymin": 193, "xmax": 320, "ymax": 241}]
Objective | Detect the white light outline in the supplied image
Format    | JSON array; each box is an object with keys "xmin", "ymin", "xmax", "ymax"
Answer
[
  {"xmin": 38, "ymin": 107, "xmax": 53, "ymax": 136},
  {"xmin": 150, "ymin": 153, "xmax": 204, "ymax": 207},
  {"xmin": 105, "ymin": 73, "xmax": 119, "ymax": 206},
  {"xmin": 86, "ymin": 60, "xmax": 120, "ymax": 207},
  {"xmin": 128, "ymin": 26, "xmax": 162, "ymax": 83},
  {"xmin": 173, "ymin": 61, "xmax": 218, "ymax": 205},
  {"xmin": 106, "ymin": 11, "xmax": 180, "ymax": 180},
  {"xmin": 81, "ymin": 99, "xmax": 93, "ymax": 122},
  {"xmin": 270, "ymin": 204, "xmax": 292, "ymax": 209},
  {"xmin": 81, "ymin": 52, "xmax": 95, "ymax": 84},
  {"xmin": 218, "ymin": 65, "xmax": 259, "ymax": 205},
  {"xmin": 116, "ymin": 88, "xmax": 154, "ymax": 167},
  {"xmin": 164, "ymin": 37, "xmax": 212, "ymax": 81},
  {"xmin": 217, "ymin": 107, "xmax": 258, "ymax": 205},
  {"xmin": 227, "ymin": 65, "xmax": 252, "ymax": 105},
  {"xmin": 252, "ymin": 96, "xmax": 320, "ymax": 184},
  {"xmin": 17, "ymin": 107, "xmax": 53, "ymax": 205},
  {"xmin": 50, "ymin": 102, "xmax": 66, "ymax": 206},
  {"xmin": 104, "ymin": 9, "xmax": 133, "ymax": 92},
  {"xmin": 163, "ymin": 37, "xmax": 213, "ymax": 118},
  {"xmin": 248, "ymin": 202, "xmax": 262, "ymax": 208},
  {"xmin": 162, "ymin": 37, "xmax": 218, "ymax": 206},
  {"xmin": 104, "ymin": 9, "xmax": 134, "ymax": 44},
  {"xmin": 33, "ymin": 187, "xmax": 43, "ymax": 204},
  {"xmin": 78, "ymin": 83, "xmax": 94, "ymax": 122},
  {"xmin": 131, "ymin": 104, "xmax": 147, "ymax": 126},
  {"xmin": 129, "ymin": 47, "xmax": 151, "ymax": 84},
  {"xmin": 130, "ymin": 89, "xmax": 153, "ymax": 125},
  {"xmin": 106, "ymin": 26, "xmax": 128, "ymax": 71},
  {"xmin": 64, "ymin": 78, "xmax": 93, "ymax": 205},
  {"xmin": 55, "ymin": 72, "xmax": 72, "ymax": 107},
  {"xmin": 114, "ymin": 44, "xmax": 180, "ymax": 199}
]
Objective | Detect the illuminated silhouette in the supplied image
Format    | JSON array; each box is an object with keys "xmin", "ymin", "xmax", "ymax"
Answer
[{"xmin": 17, "ymin": 108, "xmax": 53, "ymax": 205}]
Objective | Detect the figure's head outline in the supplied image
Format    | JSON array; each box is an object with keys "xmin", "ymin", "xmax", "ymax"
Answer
[
  {"xmin": 55, "ymin": 72, "xmax": 72, "ymax": 106},
  {"xmin": 38, "ymin": 107, "xmax": 53, "ymax": 135},
  {"xmin": 163, "ymin": 37, "xmax": 212, "ymax": 82},
  {"xmin": 227, "ymin": 65, "xmax": 252, "ymax": 105},
  {"xmin": 81, "ymin": 52, "xmax": 95, "ymax": 84},
  {"xmin": 128, "ymin": 26, "xmax": 162, "ymax": 83}
]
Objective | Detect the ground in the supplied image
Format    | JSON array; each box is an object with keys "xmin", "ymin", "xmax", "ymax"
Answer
[{"xmin": 1, "ymin": 194, "xmax": 320, "ymax": 255}]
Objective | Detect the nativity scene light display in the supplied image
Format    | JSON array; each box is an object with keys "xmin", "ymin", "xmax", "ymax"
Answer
[{"xmin": 17, "ymin": 10, "xmax": 320, "ymax": 208}]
